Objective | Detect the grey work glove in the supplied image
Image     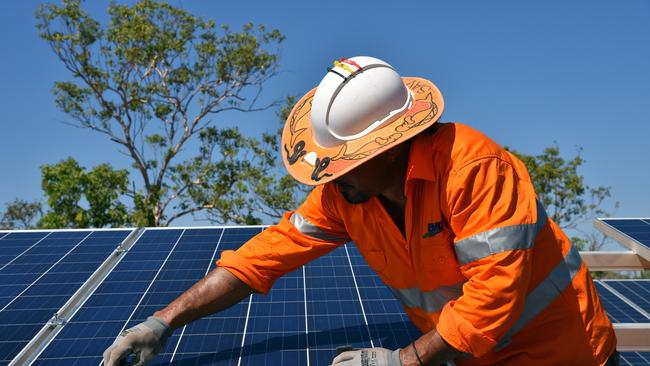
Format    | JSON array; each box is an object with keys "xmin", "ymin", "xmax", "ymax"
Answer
[
  {"xmin": 332, "ymin": 348, "xmax": 402, "ymax": 366},
  {"xmin": 102, "ymin": 316, "xmax": 172, "ymax": 366}
]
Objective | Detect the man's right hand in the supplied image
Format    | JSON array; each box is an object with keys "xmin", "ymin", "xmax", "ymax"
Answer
[
  {"xmin": 101, "ymin": 268, "xmax": 252, "ymax": 365},
  {"xmin": 102, "ymin": 316, "xmax": 172, "ymax": 366}
]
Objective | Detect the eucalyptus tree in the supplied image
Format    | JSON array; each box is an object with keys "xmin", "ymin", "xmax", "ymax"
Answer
[{"xmin": 35, "ymin": 0, "xmax": 302, "ymax": 226}]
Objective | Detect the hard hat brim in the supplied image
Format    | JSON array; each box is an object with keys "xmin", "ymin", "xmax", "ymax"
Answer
[{"xmin": 281, "ymin": 77, "xmax": 444, "ymax": 186}]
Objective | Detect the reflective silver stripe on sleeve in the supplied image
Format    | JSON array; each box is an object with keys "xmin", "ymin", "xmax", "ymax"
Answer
[
  {"xmin": 289, "ymin": 211, "xmax": 350, "ymax": 242},
  {"xmin": 454, "ymin": 201, "xmax": 548, "ymax": 265},
  {"xmin": 494, "ymin": 244, "xmax": 584, "ymax": 351},
  {"xmin": 390, "ymin": 281, "xmax": 465, "ymax": 313}
]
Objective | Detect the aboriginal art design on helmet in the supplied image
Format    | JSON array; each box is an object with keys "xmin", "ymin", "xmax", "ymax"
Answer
[
  {"xmin": 283, "ymin": 80, "xmax": 439, "ymax": 182},
  {"xmin": 281, "ymin": 56, "xmax": 444, "ymax": 185}
]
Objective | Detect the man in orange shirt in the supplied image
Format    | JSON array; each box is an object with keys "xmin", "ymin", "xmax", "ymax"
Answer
[{"xmin": 103, "ymin": 56, "xmax": 619, "ymax": 366}]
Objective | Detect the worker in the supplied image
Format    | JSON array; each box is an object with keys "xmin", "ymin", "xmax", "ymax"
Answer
[{"xmin": 103, "ymin": 56, "xmax": 619, "ymax": 366}]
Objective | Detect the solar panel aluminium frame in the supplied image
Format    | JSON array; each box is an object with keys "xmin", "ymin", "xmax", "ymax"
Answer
[
  {"xmin": 577, "ymin": 218, "xmax": 650, "ymax": 271},
  {"xmin": 594, "ymin": 218, "xmax": 650, "ymax": 263},
  {"xmin": 0, "ymin": 228, "xmax": 137, "ymax": 234},
  {"xmin": 0, "ymin": 225, "xmax": 268, "ymax": 234},
  {"xmin": 579, "ymin": 251, "xmax": 650, "ymax": 272}
]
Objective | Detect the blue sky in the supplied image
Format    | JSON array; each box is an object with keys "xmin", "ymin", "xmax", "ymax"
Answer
[{"xmin": 0, "ymin": 0, "xmax": 648, "ymax": 235}]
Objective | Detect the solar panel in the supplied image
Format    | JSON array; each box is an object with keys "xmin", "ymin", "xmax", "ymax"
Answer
[
  {"xmin": 603, "ymin": 280, "xmax": 650, "ymax": 315},
  {"xmin": 162, "ymin": 227, "xmax": 262, "ymax": 365},
  {"xmin": 32, "ymin": 228, "xmax": 190, "ymax": 365},
  {"xmin": 347, "ymin": 245, "xmax": 420, "ymax": 349},
  {"xmin": 594, "ymin": 281, "xmax": 649, "ymax": 323},
  {"xmin": 239, "ymin": 265, "xmax": 307, "ymax": 365},
  {"xmin": 31, "ymin": 227, "xmax": 262, "ymax": 365},
  {"xmin": 0, "ymin": 230, "xmax": 132, "ymax": 366},
  {"xmin": 595, "ymin": 218, "xmax": 650, "ymax": 362},
  {"xmin": 0, "ymin": 231, "xmax": 49, "ymax": 270},
  {"xmin": 1, "ymin": 226, "xmax": 646, "ymax": 365},
  {"xmin": 602, "ymin": 219, "xmax": 650, "ymax": 245},
  {"xmin": 25, "ymin": 227, "xmax": 420, "ymax": 366},
  {"xmin": 597, "ymin": 219, "xmax": 650, "ymax": 258},
  {"xmin": 595, "ymin": 280, "xmax": 650, "ymax": 364}
]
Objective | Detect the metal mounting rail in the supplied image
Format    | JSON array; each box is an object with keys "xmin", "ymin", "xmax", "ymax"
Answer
[
  {"xmin": 9, "ymin": 227, "xmax": 146, "ymax": 366},
  {"xmin": 614, "ymin": 323, "xmax": 650, "ymax": 351},
  {"xmin": 580, "ymin": 251, "xmax": 650, "ymax": 271}
]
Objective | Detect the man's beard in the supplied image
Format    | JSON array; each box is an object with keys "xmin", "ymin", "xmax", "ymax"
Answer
[{"xmin": 341, "ymin": 190, "xmax": 371, "ymax": 204}]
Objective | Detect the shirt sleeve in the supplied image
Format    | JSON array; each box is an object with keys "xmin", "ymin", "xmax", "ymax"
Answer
[
  {"xmin": 436, "ymin": 155, "xmax": 541, "ymax": 357},
  {"xmin": 216, "ymin": 183, "xmax": 349, "ymax": 294}
]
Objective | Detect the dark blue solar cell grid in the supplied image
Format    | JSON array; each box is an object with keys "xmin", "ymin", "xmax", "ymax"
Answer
[
  {"xmin": 32, "ymin": 227, "xmax": 268, "ymax": 366},
  {"xmin": 595, "ymin": 282, "xmax": 649, "ymax": 323},
  {"xmin": 163, "ymin": 227, "xmax": 262, "ymax": 366},
  {"xmin": 0, "ymin": 231, "xmax": 90, "ymax": 307},
  {"xmin": 20, "ymin": 227, "xmax": 650, "ymax": 365},
  {"xmin": 239, "ymin": 268, "xmax": 307, "ymax": 366},
  {"xmin": 602, "ymin": 219, "xmax": 650, "ymax": 248},
  {"xmin": 603, "ymin": 280, "xmax": 650, "ymax": 316},
  {"xmin": 620, "ymin": 352, "xmax": 650, "ymax": 365},
  {"xmin": 306, "ymin": 244, "xmax": 375, "ymax": 366},
  {"xmin": 33, "ymin": 228, "xmax": 189, "ymax": 365},
  {"xmin": 32, "ymin": 230, "xmax": 424, "ymax": 366},
  {"xmin": 0, "ymin": 231, "xmax": 49, "ymax": 268},
  {"xmin": 347, "ymin": 245, "xmax": 420, "ymax": 350},
  {"xmin": 0, "ymin": 230, "xmax": 131, "ymax": 366}
]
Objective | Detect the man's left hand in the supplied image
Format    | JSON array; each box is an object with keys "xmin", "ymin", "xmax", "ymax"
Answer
[{"xmin": 331, "ymin": 347, "xmax": 402, "ymax": 366}]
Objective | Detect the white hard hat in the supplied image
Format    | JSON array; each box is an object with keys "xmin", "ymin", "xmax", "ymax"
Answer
[
  {"xmin": 281, "ymin": 55, "xmax": 444, "ymax": 185},
  {"xmin": 310, "ymin": 56, "xmax": 413, "ymax": 148}
]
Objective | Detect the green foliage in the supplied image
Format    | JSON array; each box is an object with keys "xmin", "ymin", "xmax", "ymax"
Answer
[
  {"xmin": 39, "ymin": 158, "xmax": 130, "ymax": 228},
  {"xmin": 166, "ymin": 99, "xmax": 307, "ymax": 225},
  {"xmin": 249, "ymin": 96, "xmax": 310, "ymax": 219},
  {"xmin": 35, "ymin": 0, "xmax": 298, "ymax": 227},
  {"xmin": 638, "ymin": 270, "xmax": 650, "ymax": 279},
  {"xmin": 588, "ymin": 270, "xmax": 631, "ymax": 280},
  {"xmin": 0, "ymin": 199, "xmax": 43, "ymax": 229}
]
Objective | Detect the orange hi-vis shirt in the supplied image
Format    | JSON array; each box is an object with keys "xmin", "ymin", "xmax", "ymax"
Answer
[{"xmin": 217, "ymin": 123, "xmax": 617, "ymax": 365}]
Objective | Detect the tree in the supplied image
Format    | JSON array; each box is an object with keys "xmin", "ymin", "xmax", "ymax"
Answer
[
  {"xmin": 168, "ymin": 96, "xmax": 307, "ymax": 225},
  {"xmin": 0, "ymin": 199, "xmax": 43, "ymax": 230},
  {"xmin": 35, "ymin": 0, "xmax": 298, "ymax": 226},
  {"xmin": 508, "ymin": 145, "xmax": 618, "ymax": 251},
  {"xmin": 39, "ymin": 158, "xmax": 130, "ymax": 228}
]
